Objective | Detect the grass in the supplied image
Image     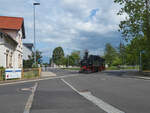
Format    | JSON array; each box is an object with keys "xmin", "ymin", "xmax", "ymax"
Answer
[
  {"xmin": 63, "ymin": 67, "xmax": 80, "ymax": 71},
  {"xmin": 23, "ymin": 70, "xmax": 39, "ymax": 79},
  {"xmin": 106, "ymin": 65, "xmax": 139, "ymax": 70},
  {"xmin": 106, "ymin": 66, "xmax": 119, "ymax": 70}
]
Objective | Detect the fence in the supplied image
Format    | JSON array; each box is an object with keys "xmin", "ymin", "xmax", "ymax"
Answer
[
  {"xmin": 0, "ymin": 68, "xmax": 41, "ymax": 81},
  {"xmin": 22, "ymin": 68, "xmax": 41, "ymax": 79},
  {"xmin": 0, "ymin": 69, "xmax": 5, "ymax": 80}
]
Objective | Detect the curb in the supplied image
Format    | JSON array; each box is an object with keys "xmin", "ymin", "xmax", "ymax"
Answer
[
  {"xmin": 0, "ymin": 76, "xmax": 54, "ymax": 85},
  {"xmin": 131, "ymin": 76, "xmax": 150, "ymax": 80}
]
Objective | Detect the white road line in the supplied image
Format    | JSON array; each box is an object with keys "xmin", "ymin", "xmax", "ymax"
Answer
[
  {"xmin": 0, "ymin": 74, "xmax": 80, "ymax": 86},
  {"xmin": 61, "ymin": 79, "xmax": 125, "ymax": 113},
  {"xmin": 23, "ymin": 82, "xmax": 38, "ymax": 113}
]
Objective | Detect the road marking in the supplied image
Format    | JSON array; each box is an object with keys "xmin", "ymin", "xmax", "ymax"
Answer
[
  {"xmin": 61, "ymin": 79, "xmax": 125, "ymax": 113},
  {"xmin": 23, "ymin": 82, "xmax": 38, "ymax": 113},
  {"xmin": 0, "ymin": 74, "xmax": 80, "ymax": 86},
  {"xmin": 21, "ymin": 87, "xmax": 33, "ymax": 91}
]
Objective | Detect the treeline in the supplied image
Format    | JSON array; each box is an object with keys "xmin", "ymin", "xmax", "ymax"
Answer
[
  {"xmin": 104, "ymin": 42, "xmax": 140, "ymax": 67},
  {"xmin": 113, "ymin": 0, "xmax": 150, "ymax": 70},
  {"xmin": 50, "ymin": 47, "xmax": 80, "ymax": 66}
]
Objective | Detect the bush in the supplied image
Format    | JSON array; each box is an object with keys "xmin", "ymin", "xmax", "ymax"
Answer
[
  {"xmin": 32, "ymin": 63, "xmax": 39, "ymax": 68},
  {"xmin": 112, "ymin": 57, "xmax": 122, "ymax": 66}
]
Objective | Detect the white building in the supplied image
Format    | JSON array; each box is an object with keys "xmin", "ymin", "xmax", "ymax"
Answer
[
  {"xmin": 0, "ymin": 16, "xmax": 25, "ymax": 69},
  {"xmin": 23, "ymin": 43, "xmax": 33, "ymax": 60}
]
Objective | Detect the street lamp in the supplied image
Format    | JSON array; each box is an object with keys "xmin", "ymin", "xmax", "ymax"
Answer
[{"xmin": 33, "ymin": 2, "xmax": 40, "ymax": 65}]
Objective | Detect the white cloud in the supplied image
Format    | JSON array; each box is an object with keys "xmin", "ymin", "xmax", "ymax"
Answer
[{"xmin": 0, "ymin": 0, "xmax": 125, "ymax": 59}]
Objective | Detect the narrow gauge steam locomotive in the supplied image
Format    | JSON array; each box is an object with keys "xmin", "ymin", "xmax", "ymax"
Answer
[{"xmin": 79, "ymin": 51, "xmax": 105, "ymax": 73}]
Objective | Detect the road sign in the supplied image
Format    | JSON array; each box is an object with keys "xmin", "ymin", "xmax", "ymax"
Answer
[{"xmin": 5, "ymin": 68, "xmax": 22, "ymax": 80}]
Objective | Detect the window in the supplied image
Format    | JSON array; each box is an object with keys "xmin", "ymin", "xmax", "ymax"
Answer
[
  {"xmin": 6, "ymin": 53, "xmax": 8, "ymax": 68},
  {"xmin": 18, "ymin": 54, "xmax": 22, "ymax": 68},
  {"xmin": 9, "ymin": 52, "xmax": 13, "ymax": 68}
]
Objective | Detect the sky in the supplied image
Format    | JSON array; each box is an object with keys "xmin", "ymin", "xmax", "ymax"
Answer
[{"xmin": 0, "ymin": 0, "xmax": 126, "ymax": 63}]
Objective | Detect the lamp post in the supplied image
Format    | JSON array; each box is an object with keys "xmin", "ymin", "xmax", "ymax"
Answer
[
  {"xmin": 139, "ymin": 51, "xmax": 142, "ymax": 72},
  {"xmin": 68, "ymin": 55, "xmax": 69, "ymax": 68},
  {"xmin": 33, "ymin": 2, "xmax": 40, "ymax": 65}
]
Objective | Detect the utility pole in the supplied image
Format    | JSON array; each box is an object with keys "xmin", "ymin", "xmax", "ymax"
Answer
[
  {"xmin": 33, "ymin": 2, "xmax": 40, "ymax": 65},
  {"xmin": 68, "ymin": 55, "xmax": 69, "ymax": 68}
]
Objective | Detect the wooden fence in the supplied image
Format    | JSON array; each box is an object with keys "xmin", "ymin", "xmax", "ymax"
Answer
[
  {"xmin": 0, "ymin": 68, "xmax": 41, "ymax": 81},
  {"xmin": 22, "ymin": 68, "xmax": 41, "ymax": 79},
  {"xmin": 0, "ymin": 69, "xmax": 5, "ymax": 80}
]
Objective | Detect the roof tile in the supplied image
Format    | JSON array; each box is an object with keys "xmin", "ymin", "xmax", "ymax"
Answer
[{"xmin": 0, "ymin": 16, "xmax": 23, "ymax": 30}]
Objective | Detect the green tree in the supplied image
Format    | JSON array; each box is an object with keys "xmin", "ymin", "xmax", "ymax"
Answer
[
  {"xmin": 52, "ymin": 47, "xmax": 64, "ymax": 65},
  {"xmin": 124, "ymin": 37, "xmax": 146, "ymax": 65},
  {"xmin": 114, "ymin": 0, "xmax": 150, "ymax": 69},
  {"xmin": 23, "ymin": 50, "xmax": 42, "ymax": 68},
  {"xmin": 104, "ymin": 43, "xmax": 118, "ymax": 66},
  {"xmin": 70, "ymin": 51, "xmax": 80, "ymax": 66},
  {"xmin": 60, "ymin": 56, "xmax": 68, "ymax": 66},
  {"xmin": 114, "ymin": 0, "xmax": 149, "ymax": 40}
]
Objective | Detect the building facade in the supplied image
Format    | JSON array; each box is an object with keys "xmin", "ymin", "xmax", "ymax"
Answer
[
  {"xmin": 0, "ymin": 16, "xmax": 25, "ymax": 69},
  {"xmin": 23, "ymin": 43, "xmax": 33, "ymax": 60}
]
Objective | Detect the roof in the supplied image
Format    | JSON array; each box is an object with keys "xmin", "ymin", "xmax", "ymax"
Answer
[
  {"xmin": 0, "ymin": 16, "xmax": 24, "ymax": 30},
  {"xmin": 23, "ymin": 43, "xmax": 33, "ymax": 46},
  {"xmin": 0, "ymin": 16, "xmax": 25, "ymax": 39},
  {"xmin": 23, "ymin": 43, "xmax": 33, "ymax": 51}
]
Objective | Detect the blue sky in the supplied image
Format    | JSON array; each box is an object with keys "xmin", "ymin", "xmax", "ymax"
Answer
[{"xmin": 0, "ymin": 0, "xmax": 126, "ymax": 62}]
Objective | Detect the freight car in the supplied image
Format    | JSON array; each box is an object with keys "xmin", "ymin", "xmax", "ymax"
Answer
[{"xmin": 79, "ymin": 51, "xmax": 105, "ymax": 73}]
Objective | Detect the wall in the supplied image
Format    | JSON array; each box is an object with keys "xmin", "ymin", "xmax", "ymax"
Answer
[
  {"xmin": 23, "ymin": 45, "xmax": 32, "ymax": 60},
  {"xmin": 0, "ymin": 34, "xmax": 16, "ymax": 68},
  {"xmin": 0, "ymin": 28, "xmax": 24, "ymax": 68},
  {"xmin": 0, "ymin": 37, "xmax": 6, "ymax": 67}
]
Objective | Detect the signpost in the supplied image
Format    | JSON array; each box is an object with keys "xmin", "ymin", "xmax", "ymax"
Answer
[{"xmin": 5, "ymin": 68, "xmax": 22, "ymax": 80}]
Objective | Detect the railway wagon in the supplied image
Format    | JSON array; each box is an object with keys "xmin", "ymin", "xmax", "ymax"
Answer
[{"xmin": 79, "ymin": 51, "xmax": 105, "ymax": 73}]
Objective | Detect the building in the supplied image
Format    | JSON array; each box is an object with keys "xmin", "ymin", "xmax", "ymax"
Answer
[
  {"xmin": 0, "ymin": 16, "xmax": 25, "ymax": 69},
  {"xmin": 23, "ymin": 43, "xmax": 33, "ymax": 60}
]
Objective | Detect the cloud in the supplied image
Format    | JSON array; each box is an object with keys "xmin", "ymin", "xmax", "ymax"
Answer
[{"xmin": 0, "ymin": 0, "xmax": 125, "ymax": 60}]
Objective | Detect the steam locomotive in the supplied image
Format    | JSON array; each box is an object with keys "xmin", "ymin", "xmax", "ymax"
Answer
[{"xmin": 79, "ymin": 51, "xmax": 105, "ymax": 73}]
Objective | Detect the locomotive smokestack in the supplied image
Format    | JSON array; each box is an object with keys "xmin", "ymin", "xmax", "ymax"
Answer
[{"xmin": 84, "ymin": 50, "xmax": 88, "ymax": 60}]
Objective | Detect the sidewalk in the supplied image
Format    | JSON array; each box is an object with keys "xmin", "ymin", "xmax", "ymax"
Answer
[
  {"xmin": 41, "ymin": 71, "xmax": 56, "ymax": 77},
  {"xmin": 125, "ymin": 71, "xmax": 150, "ymax": 80},
  {"xmin": 104, "ymin": 70, "xmax": 150, "ymax": 80}
]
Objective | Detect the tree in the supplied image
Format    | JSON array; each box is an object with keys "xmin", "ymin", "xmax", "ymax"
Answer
[
  {"xmin": 124, "ymin": 37, "xmax": 147, "ymax": 66},
  {"xmin": 104, "ymin": 43, "xmax": 118, "ymax": 66},
  {"xmin": 114, "ymin": 0, "xmax": 150, "ymax": 69},
  {"xmin": 69, "ymin": 51, "xmax": 80, "ymax": 66},
  {"xmin": 23, "ymin": 50, "xmax": 42, "ymax": 68},
  {"xmin": 114, "ymin": 0, "xmax": 149, "ymax": 40},
  {"xmin": 52, "ymin": 47, "xmax": 64, "ymax": 65}
]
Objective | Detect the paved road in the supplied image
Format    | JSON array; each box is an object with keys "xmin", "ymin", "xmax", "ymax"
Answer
[
  {"xmin": 63, "ymin": 72, "xmax": 150, "ymax": 113},
  {"xmin": 43, "ymin": 67, "xmax": 78, "ymax": 76},
  {"xmin": 0, "ymin": 82, "xmax": 35, "ymax": 113},
  {"xmin": 30, "ymin": 79, "xmax": 105, "ymax": 113},
  {"xmin": 0, "ymin": 69, "xmax": 150, "ymax": 113}
]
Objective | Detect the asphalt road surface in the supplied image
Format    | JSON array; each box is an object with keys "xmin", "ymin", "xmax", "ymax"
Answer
[{"xmin": 0, "ymin": 69, "xmax": 150, "ymax": 113}]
